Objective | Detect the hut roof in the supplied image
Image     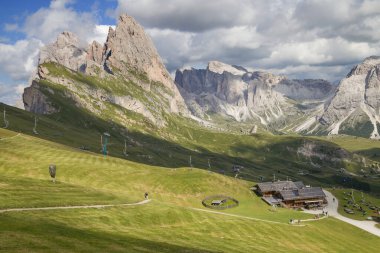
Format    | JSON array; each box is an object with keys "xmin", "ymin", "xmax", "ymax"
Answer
[
  {"xmin": 279, "ymin": 187, "xmax": 325, "ymax": 201},
  {"xmin": 257, "ymin": 181, "xmax": 304, "ymax": 192}
]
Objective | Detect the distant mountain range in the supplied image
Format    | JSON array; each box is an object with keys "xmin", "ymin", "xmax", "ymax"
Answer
[
  {"xmin": 21, "ymin": 14, "xmax": 380, "ymax": 139},
  {"xmin": 175, "ymin": 57, "xmax": 380, "ymax": 139},
  {"xmin": 175, "ymin": 61, "xmax": 334, "ymax": 131}
]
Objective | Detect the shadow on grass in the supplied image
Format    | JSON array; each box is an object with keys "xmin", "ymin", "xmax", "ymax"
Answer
[
  {"xmin": 2, "ymin": 102, "xmax": 378, "ymax": 192},
  {"xmin": 0, "ymin": 176, "xmax": 125, "ymax": 209},
  {"xmin": 356, "ymin": 148, "xmax": 380, "ymax": 162},
  {"xmin": 0, "ymin": 214, "xmax": 216, "ymax": 253}
]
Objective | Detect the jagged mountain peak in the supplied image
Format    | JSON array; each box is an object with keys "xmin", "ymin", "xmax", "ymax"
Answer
[
  {"xmin": 101, "ymin": 13, "xmax": 189, "ymax": 115},
  {"xmin": 207, "ymin": 61, "xmax": 248, "ymax": 76},
  {"xmin": 363, "ymin": 55, "xmax": 380, "ymax": 65},
  {"xmin": 38, "ymin": 30, "xmax": 87, "ymax": 73},
  {"xmin": 103, "ymin": 13, "xmax": 172, "ymax": 85},
  {"xmin": 318, "ymin": 55, "xmax": 380, "ymax": 139},
  {"xmin": 56, "ymin": 31, "xmax": 80, "ymax": 47},
  {"xmin": 23, "ymin": 13, "xmax": 189, "ymax": 128},
  {"xmin": 347, "ymin": 55, "xmax": 380, "ymax": 78},
  {"xmin": 175, "ymin": 60, "xmax": 333, "ymax": 124}
]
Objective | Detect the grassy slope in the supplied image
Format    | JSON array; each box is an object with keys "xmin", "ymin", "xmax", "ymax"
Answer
[
  {"xmin": 321, "ymin": 135, "xmax": 380, "ymax": 153},
  {"xmin": 0, "ymin": 128, "xmax": 380, "ymax": 252},
  {"xmin": 330, "ymin": 188, "xmax": 380, "ymax": 221},
  {"xmin": 2, "ymin": 61, "xmax": 379, "ymax": 193},
  {"xmin": 3, "ymin": 101, "xmax": 379, "ymax": 194}
]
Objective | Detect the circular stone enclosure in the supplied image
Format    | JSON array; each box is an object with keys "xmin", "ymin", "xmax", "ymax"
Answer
[{"xmin": 202, "ymin": 195, "xmax": 239, "ymax": 210}]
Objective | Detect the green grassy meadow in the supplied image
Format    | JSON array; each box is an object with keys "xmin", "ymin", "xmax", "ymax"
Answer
[
  {"xmin": 1, "ymin": 128, "xmax": 380, "ymax": 252},
  {"xmin": 2, "ymin": 101, "xmax": 380, "ymax": 194},
  {"xmin": 330, "ymin": 188, "xmax": 380, "ymax": 221}
]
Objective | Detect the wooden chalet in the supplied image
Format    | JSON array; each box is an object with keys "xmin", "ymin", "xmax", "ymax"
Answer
[
  {"xmin": 255, "ymin": 180, "xmax": 327, "ymax": 208},
  {"xmin": 279, "ymin": 187, "xmax": 326, "ymax": 207},
  {"xmin": 256, "ymin": 181, "xmax": 304, "ymax": 197}
]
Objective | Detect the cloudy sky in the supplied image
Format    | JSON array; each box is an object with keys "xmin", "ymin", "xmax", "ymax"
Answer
[{"xmin": 1, "ymin": 0, "xmax": 380, "ymax": 107}]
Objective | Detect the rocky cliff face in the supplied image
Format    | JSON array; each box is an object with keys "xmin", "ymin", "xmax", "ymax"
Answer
[
  {"xmin": 23, "ymin": 80, "xmax": 59, "ymax": 115},
  {"xmin": 39, "ymin": 31, "xmax": 87, "ymax": 72},
  {"xmin": 22, "ymin": 13, "xmax": 379, "ymax": 139},
  {"xmin": 23, "ymin": 14, "xmax": 188, "ymax": 127},
  {"xmin": 175, "ymin": 61, "xmax": 334, "ymax": 126},
  {"xmin": 318, "ymin": 56, "xmax": 380, "ymax": 138},
  {"xmin": 274, "ymin": 79, "xmax": 333, "ymax": 101}
]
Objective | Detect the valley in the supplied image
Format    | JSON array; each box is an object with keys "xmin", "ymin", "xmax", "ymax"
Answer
[
  {"xmin": 1, "ymin": 7, "xmax": 380, "ymax": 252},
  {"xmin": 1, "ymin": 128, "xmax": 380, "ymax": 252}
]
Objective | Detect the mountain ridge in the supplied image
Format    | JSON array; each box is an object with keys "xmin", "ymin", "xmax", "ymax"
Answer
[
  {"xmin": 23, "ymin": 14, "xmax": 189, "ymax": 129},
  {"xmin": 21, "ymin": 13, "xmax": 380, "ymax": 139},
  {"xmin": 175, "ymin": 57, "xmax": 380, "ymax": 139},
  {"xmin": 175, "ymin": 61, "xmax": 334, "ymax": 127}
]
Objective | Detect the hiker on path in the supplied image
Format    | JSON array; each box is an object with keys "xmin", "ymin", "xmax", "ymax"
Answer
[{"xmin": 144, "ymin": 192, "xmax": 149, "ymax": 199}]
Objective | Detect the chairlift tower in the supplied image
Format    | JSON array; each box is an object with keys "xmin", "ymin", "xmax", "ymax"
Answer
[
  {"xmin": 33, "ymin": 116, "xmax": 38, "ymax": 134},
  {"xmin": 123, "ymin": 139, "xmax": 128, "ymax": 156},
  {"xmin": 3, "ymin": 108, "xmax": 9, "ymax": 128},
  {"xmin": 189, "ymin": 155, "xmax": 193, "ymax": 169},
  {"xmin": 101, "ymin": 132, "xmax": 110, "ymax": 157}
]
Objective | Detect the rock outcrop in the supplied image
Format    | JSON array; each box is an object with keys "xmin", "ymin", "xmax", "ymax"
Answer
[
  {"xmin": 23, "ymin": 14, "xmax": 189, "ymax": 127},
  {"xmin": 39, "ymin": 32, "xmax": 87, "ymax": 72},
  {"xmin": 319, "ymin": 56, "xmax": 380, "ymax": 138},
  {"xmin": 23, "ymin": 12, "xmax": 379, "ymax": 139},
  {"xmin": 274, "ymin": 79, "xmax": 333, "ymax": 101},
  {"xmin": 175, "ymin": 61, "xmax": 334, "ymax": 125},
  {"xmin": 101, "ymin": 15, "xmax": 186, "ymax": 113},
  {"xmin": 23, "ymin": 81, "xmax": 59, "ymax": 115}
]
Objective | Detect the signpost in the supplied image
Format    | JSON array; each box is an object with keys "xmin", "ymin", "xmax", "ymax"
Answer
[
  {"xmin": 33, "ymin": 116, "xmax": 38, "ymax": 135},
  {"xmin": 3, "ymin": 108, "xmax": 9, "ymax": 128},
  {"xmin": 101, "ymin": 132, "xmax": 110, "ymax": 157},
  {"xmin": 49, "ymin": 164, "xmax": 56, "ymax": 183}
]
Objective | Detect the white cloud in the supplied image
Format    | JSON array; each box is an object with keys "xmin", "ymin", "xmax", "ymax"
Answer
[
  {"xmin": 118, "ymin": 0, "xmax": 380, "ymax": 80},
  {"xmin": 0, "ymin": 0, "xmax": 106, "ymax": 105},
  {"xmin": 23, "ymin": 0, "xmax": 98, "ymax": 45},
  {"xmin": 50, "ymin": 0, "xmax": 74, "ymax": 9},
  {"xmin": 114, "ymin": 0, "xmax": 256, "ymax": 32},
  {"xmin": 0, "ymin": 82, "xmax": 26, "ymax": 108},
  {"xmin": 4, "ymin": 23, "xmax": 19, "ymax": 32},
  {"xmin": 2, "ymin": 0, "xmax": 380, "ymax": 106},
  {"xmin": 0, "ymin": 39, "xmax": 43, "ymax": 80},
  {"xmin": 0, "ymin": 38, "xmax": 42, "ymax": 107},
  {"xmin": 87, "ymin": 25, "xmax": 115, "ymax": 45}
]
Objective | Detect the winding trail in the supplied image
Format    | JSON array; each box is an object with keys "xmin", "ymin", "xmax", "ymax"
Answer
[
  {"xmin": 0, "ymin": 199, "xmax": 151, "ymax": 213},
  {"xmin": 304, "ymin": 190, "xmax": 380, "ymax": 237},
  {"xmin": 0, "ymin": 133, "xmax": 21, "ymax": 141},
  {"xmin": 188, "ymin": 207, "xmax": 291, "ymax": 226}
]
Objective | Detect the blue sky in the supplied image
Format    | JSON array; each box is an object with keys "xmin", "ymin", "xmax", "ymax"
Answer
[
  {"xmin": 0, "ymin": 0, "xmax": 119, "ymax": 106},
  {"xmin": 0, "ymin": 0, "xmax": 116, "ymax": 43},
  {"xmin": 1, "ymin": 0, "xmax": 380, "ymax": 107}
]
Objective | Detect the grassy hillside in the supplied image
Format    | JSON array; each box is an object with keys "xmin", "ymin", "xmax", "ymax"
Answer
[
  {"xmin": 330, "ymin": 188, "xmax": 380, "ymax": 221},
  {"xmin": 0, "ymin": 128, "xmax": 379, "ymax": 252},
  {"xmin": 3, "ymin": 60, "xmax": 379, "ymax": 193},
  {"xmin": 2, "ymin": 102, "xmax": 380, "ymax": 194}
]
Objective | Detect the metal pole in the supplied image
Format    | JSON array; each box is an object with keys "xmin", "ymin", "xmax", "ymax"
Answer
[
  {"xmin": 33, "ymin": 116, "xmax": 38, "ymax": 134},
  {"xmin": 123, "ymin": 139, "xmax": 127, "ymax": 156},
  {"xmin": 3, "ymin": 108, "xmax": 9, "ymax": 128}
]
